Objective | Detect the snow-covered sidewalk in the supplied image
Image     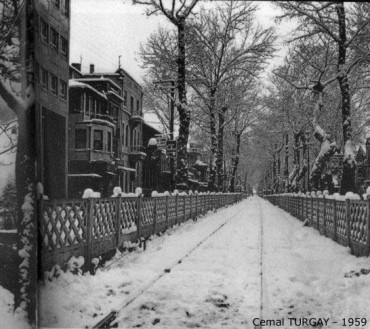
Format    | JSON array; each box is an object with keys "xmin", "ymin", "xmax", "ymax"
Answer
[{"xmin": 39, "ymin": 196, "xmax": 370, "ymax": 329}]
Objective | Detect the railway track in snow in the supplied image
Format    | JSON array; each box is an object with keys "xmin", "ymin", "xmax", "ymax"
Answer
[{"xmin": 90, "ymin": 201, "xmax": 246, "ymax": 329}]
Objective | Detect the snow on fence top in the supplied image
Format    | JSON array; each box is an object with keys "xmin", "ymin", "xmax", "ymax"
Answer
[{"xmin": 39, "ymin": 192, "xmax": 243, "ymax": 273}]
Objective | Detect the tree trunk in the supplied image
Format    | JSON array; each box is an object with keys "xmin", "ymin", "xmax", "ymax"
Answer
[
  {"xmin": 216, "ymin": 106, "xmax": 227, "ymax": 191},
  {"xmin": 15, "ymin": 105, "xmax": 37, "ymax": 324},
  {"xmin": 284, "ymin": 133, "xmax": 289, "ymax": 191},
  {"xmin": 12, "ymin": 1, "xmax": 37, "ymax": 324},
  {"xmin": 296, "ymin": 132, "xmax": 308, "ymax": 191},
  {"xmin": 289, "ymin": 130, "xmax": 301, "ymax": 191},
  {"xmin": 336, "ymin": 3, "xmax": 356, "ymax": 194},
  {"xmin": 229, "ymin": 133, "xmax": 241, "ymax": 192},
  {"xmin": 310, "ymin": 88, "xmax": 337, "ymax": 190},
  {"xmin": 175, "ymin": 21, "xmax": 190, "ymax": 189},
  {"xmin": 208, "ymin": 90, "xmax": 217, "ymax": 191}
]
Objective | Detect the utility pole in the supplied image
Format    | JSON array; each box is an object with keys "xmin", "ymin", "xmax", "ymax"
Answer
[
  {"xmin": 169, "ymin": 80, "xmax": 175, "ymax": 140},
  {"xmin": 153, "ymin": 79, "xmax": 176, "ymax": 188}
]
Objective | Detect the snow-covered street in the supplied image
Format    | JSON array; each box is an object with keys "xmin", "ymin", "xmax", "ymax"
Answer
[{"xmin": 39, "ymin": 196, "xmax": 370, "ymax": 329}]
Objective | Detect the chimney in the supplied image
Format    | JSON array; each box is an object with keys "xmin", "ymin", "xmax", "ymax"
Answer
[
  {"xmin": 71, "ymin": 63, "xmax": 81, "ymax": 71},
  {"xmin": 90, "ymin": 64, "xmax": 95, "ymax": 74}
]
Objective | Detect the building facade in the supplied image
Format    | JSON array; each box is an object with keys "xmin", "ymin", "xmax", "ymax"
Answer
[
  {"xmin": 34, "ymin": 0, "xmax": 70, "ymax": 199},
  {"xmin": 67, "ymin": 64, "xmax": 146, "ymax": 198}
]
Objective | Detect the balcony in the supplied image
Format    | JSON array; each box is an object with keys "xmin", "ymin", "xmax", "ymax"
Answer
[
  {"xmin": 129, "ymin": 145, "xmax": 146, "ymax": 162},
  {"xmin": 129, "ymin": 113, "xmax": 144, "ymax": 126}
]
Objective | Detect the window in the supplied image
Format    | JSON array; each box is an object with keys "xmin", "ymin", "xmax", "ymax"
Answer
[
  {"xmin": 63, "ymin": 0, "xmax": 70, "ymax": 17},
  {"xmin": 123, "ymin": 90, "xmax": 127, "ymax": 106},
  {"xmin": 60, "ymin": 79, "xmax": 67, "ymax": 99},
  {"xmin": 40, "ymin": 19, "xmax": 49, "ymax": 44},
  {"xmin": 41, "ymin": 67, "xmax": 48, "ymax": 90},
  {"xmin": 108, "ymin": 132, "xmax": 112, "ymax": 152},
  {"xmin": 50, "ymin": 27, "xmax": 59, "ymax": 51},
  {"xmin": 136, "ymin": 100, "xmax": 139, "ymax": 114},
  {"xmin": 121, "ymin": 123, "xmax": 126, "ymax": 146},
  {"xmin": 54, "ymin": 0, "xmax": 60, "ymax": 8},
  {"xmin": 50, "ymin": 73, "xmax": 58, "ymax": 96},
  {"xmin": 125, "ymin": 125, "xmax": 129, "ymax": 146},
  {"xmin": 130, "ymin": 96, "xmax": 134, "ymax": 113},
  {"xmin": 75, "ymin": 129, "xmax": 86, "ymax": 149},
  {"xmin": 111, "ymin": 104, "xmax": 118, "ymax": 118},
  {"xmin": 60, "ymin": 36, "xmax": 68, "ymax": 58},
  {"xmin": 93, "ymin": 130, "xmax": 103, "ymax": 151}
]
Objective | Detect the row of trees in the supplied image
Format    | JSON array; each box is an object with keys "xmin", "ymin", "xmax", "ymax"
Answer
[
  {"xmin": 256, "ymin": 1, "xmax": 370, "ymax": 194},
  {"xmin": 136, "ymin": 0, "xmax": 276, "ymax": 191}
]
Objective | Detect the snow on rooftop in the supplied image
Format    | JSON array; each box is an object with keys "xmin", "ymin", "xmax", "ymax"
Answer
[
  {"xmin": 77, "ymin": 77, "xmax": 121, "ymax": 90},
  {"xmin": 69, "ymin": 80, "xmax": 107, "ymax": 100}
]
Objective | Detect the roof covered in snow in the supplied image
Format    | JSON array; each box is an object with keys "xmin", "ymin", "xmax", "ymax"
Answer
[{"xmin": 69, "ymin": 80, "xmax": 107, "ymax": 100}]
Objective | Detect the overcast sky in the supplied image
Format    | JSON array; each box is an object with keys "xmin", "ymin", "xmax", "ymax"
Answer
[{"xmin": 70, "ymin": 0, "xmax": 295, "ymax": 84}]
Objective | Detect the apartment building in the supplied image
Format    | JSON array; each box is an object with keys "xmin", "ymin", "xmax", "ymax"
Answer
[
  {"xmin": 33, "ymin": 0, "xmax": 70, "ymax": 199},
  {"xmin": 67, "ymin": 64, "xmax": 146, "ymax": 197}
]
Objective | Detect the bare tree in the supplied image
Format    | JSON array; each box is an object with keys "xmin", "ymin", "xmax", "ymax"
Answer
[
  {"xmin": 0, "ymin": 119, "xmax": 17, "ymax": 162},
  {"xmin": 187, "ymin": 1, "xmax": 276, "ymax": 189},
  {"xmin": 276, "ymin": 1, "xmax": 370, "ymax": 193},
  {"xmin": 227, "ymin": 81, "xmax": 261, "ymax": 192},
  {"xmin": 0, "ymin": 0, "xmax": 36, "ymax": 323},
  {"xmin": 133, "ymin": 0, "xmax": 199, "ymax": 189}
]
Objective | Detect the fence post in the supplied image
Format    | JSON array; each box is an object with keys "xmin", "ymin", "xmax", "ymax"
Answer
[
  {"xmin": 366, "ymin": 196, "xmax": 370, "ymax": 256},
  {"xmin": 116, "ymin": 196, "xmax": 121, "ymax": 248},
  {"xmin": 301, "ymin": 197, "xmax": 304, "ymax": 221},
  {"xmin": 310, "ymin": 197, "xmax": 313, "ymax": 227},
  {"xmin": 316, "ymin": 198, "xmax": 320, "ymax": 230},
  {"xmin": 137, "ymin": 197, "xmax": 142, "ymax": 241},
  {"xmin": 345, "ymin": 198, "xmax": 351, "ymax": 248},
  {"xmin": 165, "ymin": 196, "xmax": 169, "ymax": 230},
  {"xmin": 175, "ymin": 194, "xmax": 178, "ymax": 224},
  {"xmin": 323, "ymin": 196, "xmax": 326, "ymax": 236},
  {"xmin": 322, "ymin": 195, "xmax": 326, "ymax": 236},
  {"xmin": 195, "ymin": 194, "xmax": 198, "ymax": 219},
  {"xmin": 333, "ymin": 199, "xmax": 337, "ymax": 242},
  {"xmin": 153, "ymin": 198, "xmax": 157, "ymax": 235},
  {"xmin": 190, "ymin": 194, "xmax": 192, "ymax": 220},
  {"xmin": 183, "ymin": 195, "xmax": 186, "ymax": 222},
  {"xmin": 85, "ymin": 198, "xmax": 94, "ymax": 272}
]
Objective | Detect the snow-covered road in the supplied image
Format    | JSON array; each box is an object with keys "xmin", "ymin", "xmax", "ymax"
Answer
[{"xmin": 39, "ymin": 196, "xmax": 370, "ymax": 329}]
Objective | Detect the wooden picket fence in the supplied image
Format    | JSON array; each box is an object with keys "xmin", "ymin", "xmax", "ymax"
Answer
[
  {"xmin": 39, "ymin": 193, "xmax": 243, "ymax": 272},
  {"xmin": 265, "ymin": 195, "xmax": 370, "ymax": 257}
]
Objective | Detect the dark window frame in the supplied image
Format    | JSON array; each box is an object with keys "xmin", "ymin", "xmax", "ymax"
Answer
[
  {"xmin": 60, "ymin": 36, "xmax": 68, "ymax": 59},
  {"xmin": 41, "ymin": 67, "xmax": 48, "ymax": 91},
  {"xmin": 63, "ymin": 0, "xmax": 70, "ymax": 17},
  {"xmin": 50, "ymin": 27, "xmax": 59, "ymax": 52},
  {"xmin": 40, "ymin": 19, "xmax": 49, "ymax": 44},
  {"xmin": 123, "ymin": 90, "xmax": 127, "ymax": 106},
  {"xmin": 50, "ymin": 73, "xmax": 58, "ymax": 96},
  {"xmin": 93, "ymin": 130, "xmax": 103, "ymax": 151},
  {"xmin": 75, "ymin": 129, "xmax": 87, "ymax": 149},
  {"xmin": 108, "ymin": 132, "xmax": 112, "ymax": 152},
  {"xmin": 60, "ymin": 79, "xmax": 67, "ymax": 100}
]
